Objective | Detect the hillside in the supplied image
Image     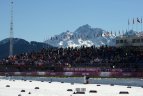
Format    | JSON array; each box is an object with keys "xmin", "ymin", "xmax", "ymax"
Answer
[{"xmin": 0, "ymin": 38, "xmax": 52, "ymax": 59}]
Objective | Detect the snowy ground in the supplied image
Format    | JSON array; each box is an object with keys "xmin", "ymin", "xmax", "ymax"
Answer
[{"xmin": 0, "ymin": 79, "xmax": 143, "ymax": 96}]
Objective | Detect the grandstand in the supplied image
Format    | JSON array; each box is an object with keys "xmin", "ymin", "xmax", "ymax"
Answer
[{"xmin": 0, "ymin": 44, "xmax": 143, "ymax": 77}]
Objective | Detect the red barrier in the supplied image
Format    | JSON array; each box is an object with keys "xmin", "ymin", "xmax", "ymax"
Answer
[
  {"xmin": 63, "ymin": 68, "xmax": 100, "ymax": 72},
  {"xmin": 110, "ymin": 72, "xmax": 122, "ymax": 77},
  {"xmin": 0, "ymin": 71, "xmax": 143, "ymax": 77}
]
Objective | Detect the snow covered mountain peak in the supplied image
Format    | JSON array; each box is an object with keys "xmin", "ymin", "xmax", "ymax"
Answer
[
  {"xmin": 45, "ymin": 24, "xmax": 116, "ymax": 48},
  {"xmin": 75, "ymin": 24, "xmax": 103, "ymax": 35},
  {"xmin": 75, "ymin": 24, "xmax": 91, "ymax": 33}
]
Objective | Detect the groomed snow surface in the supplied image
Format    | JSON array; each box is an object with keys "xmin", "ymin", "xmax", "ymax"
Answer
[{"xmin": 0, "ymin": 79, "xmax": 143, "ymax": 96}]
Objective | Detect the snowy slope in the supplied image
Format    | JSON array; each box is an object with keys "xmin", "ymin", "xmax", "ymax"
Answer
[
  {"xmin": 0, "ymin": 79, "xmax": 143, "ymax": 96},
  {"xmin": 45, "ymin": 24, "xmax": 116, "ymax": 48}
]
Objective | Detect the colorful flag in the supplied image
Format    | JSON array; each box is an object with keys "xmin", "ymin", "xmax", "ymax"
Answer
[
  {"xmin": 119, "ymin": 30, "xmax": 120, "ymax": 35},
  {"xmin": 110, "ymin": 31, "xmax": 112, "ymax": 36},
  {"xmin": 137, "ymin": 18, "xmax": 140, "ymax": 23}
]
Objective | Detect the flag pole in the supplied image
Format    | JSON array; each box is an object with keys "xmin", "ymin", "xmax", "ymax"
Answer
[
  {"xmin": 128, "ymin": 19, "xmax": 129, "ymax": 32},
  {"xmin": 122, "ymin": 29, "xmax": 124, "ymax": 36},
  {"xmin": 137, "ymin": 17, "xmax": 141, "ymax": 33},
  {"xmin": 132, "ymin": 18, "xmax": 134, "ymax": 31},
  {"xmin": 141, "ymin": 17, "xmax": 142, "ymax": 32},
  {"xmin": 136, "ymin": 18, "xmax": 138, "ymax": 32},
  {"xmin": 114, "ymin": 30, "xmax": 116, "ymax": 37},
  {"xmin": 119, "ymin": 30, "xmax": 120, "ymax": 36}
]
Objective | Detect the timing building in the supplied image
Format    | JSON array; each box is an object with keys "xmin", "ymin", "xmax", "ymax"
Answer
[{"xmin": 116, "ymin": 34, "xmax": 143, "ymax": 47}]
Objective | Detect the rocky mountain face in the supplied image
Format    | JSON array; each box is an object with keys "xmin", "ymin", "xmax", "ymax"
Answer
[{"xmin": 45, "ymin": 24, "xmax": 116, "ymax": 48}]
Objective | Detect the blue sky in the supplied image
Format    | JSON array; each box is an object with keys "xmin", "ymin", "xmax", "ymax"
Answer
[{"xmin": 0, "ymin": 0, "xmax": 143, "ymax": 42}]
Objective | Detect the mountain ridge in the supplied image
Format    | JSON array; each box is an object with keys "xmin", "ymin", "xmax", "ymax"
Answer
[
  {"xmin": 0, "ymin": 38, "xmax": 52, "ymax": 59},
  {"xmin": 45, "ymin": 24, "xmax": 116, "ymax": 48}
]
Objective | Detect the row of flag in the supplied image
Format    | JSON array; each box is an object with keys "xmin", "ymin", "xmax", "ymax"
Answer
[
  {"xmin": 49, "ymin": 31, "xmax": 127, "ymax": 40},
  {"xmin": 48, "ymin": 18, "xmax": 143, "ymax": 41},
  {"xmin": 128, "ymin": 17, "xmax": 142, "ymax": 25}
]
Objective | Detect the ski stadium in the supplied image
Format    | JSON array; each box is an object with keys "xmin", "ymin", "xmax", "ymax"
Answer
[
  {"xmin": 0, "ymin": 43, "xmax": 143, "ymax": 95},
  {"xmin": 0, "ymin": 0, "xmax": 143, "ymax": 96}
]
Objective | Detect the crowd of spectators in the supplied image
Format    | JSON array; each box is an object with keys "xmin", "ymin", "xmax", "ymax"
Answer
[{"xmin": 0, "ymin": 45, "xmax": 143, "ymax": 72}]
